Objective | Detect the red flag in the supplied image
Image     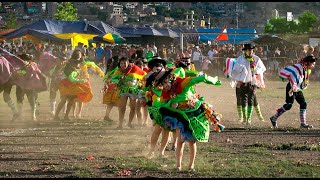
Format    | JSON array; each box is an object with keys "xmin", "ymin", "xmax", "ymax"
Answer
[{"xmin": 215, "ymin": 26, "xmax": 228, "ymax": 41}]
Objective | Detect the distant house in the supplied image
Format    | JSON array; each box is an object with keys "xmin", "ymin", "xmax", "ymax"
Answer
[
  {"xmin": 110, "ymin": 14, "xmax": 124, "ymax": 27},
  {"xmin": 125, "ymin": 2, "xmax": 138, "ymax": 9}
]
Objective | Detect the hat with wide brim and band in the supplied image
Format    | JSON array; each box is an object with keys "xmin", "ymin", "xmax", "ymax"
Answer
[
  {"xmin": 19, "ymin": 53, "xmax": 33, "ymax": 61},
  {"xmin": 145, "ymin": 69, "xmax": 164, "ymax": 88},
  {"xmin": 242, "ymin": 43, "xmax": 256, "ymax": 51},
  {"xmin": 302, "ymin": 55, "xmax": 317, "ymax": 63},
  {"xmin": 175, "ymin": 57, "xmax": 192, "ymax": 68},
  {"xmin": 147, "ymin": 56, "xmax": 167, "ymax": 69},
  {"xmin": 154, "ymin": 68, "xmax": 174, "ymax": 86}
]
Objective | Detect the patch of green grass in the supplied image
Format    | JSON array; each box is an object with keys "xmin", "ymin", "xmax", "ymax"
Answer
[
  {"xmin": 193, "ymin": 155, "xmax": 320, "ymax": 178},
  {"xmin": 72, "ymin": 166, "xmax": 96, "ymax": 178},
  {"xmin": 199, "ymin": 145, "xmax": 225, "ymax": 153},
  {"xmin": 242, "ymin": 148, "xmax": 270, "ymax": 155},
  {"xmin": 247, "ymin": 143, "xmax": 320, "ymax": 151}
]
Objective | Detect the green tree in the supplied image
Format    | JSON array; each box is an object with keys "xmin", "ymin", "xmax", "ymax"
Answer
[
  {"xmin": 4, "ymin": 12, "xmax": 18, "ymax": 29},
  {"xmin": 89, "ymin": 6, "xmax": 98, "ymax": 15},
  {"xmin": 296, "ymin": 10, "xmax": 317, "ymax": 33},
  {"xmin": 97, "ymin": 11, "xmax": 109, "ymax": 22},
  {"xmin": 170, "ymin": 7, "xmax": 185, "ymax": 19},
  {"xmin": 155, "ymin": 6, "xmax": 170, "ymax": 17},
  {"xmin": 264, "ymin": 21, "xmax": 273, "ymax": 33},
  {"xmin": 264, "ymin": 17, "xmax": 289, "ymax": 34},
  {"xmin": 54, "ymin": 2, "xmax": 78, "ymax": 21},
  {"xmin": 264, "ymin": 10, "xmax": 317, "ymax": 34}
]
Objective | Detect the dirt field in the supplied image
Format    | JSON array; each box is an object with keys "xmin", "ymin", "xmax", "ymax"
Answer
[{"xmin": 0, "ymin": 75, "xmax": 319, "ymax": 178}]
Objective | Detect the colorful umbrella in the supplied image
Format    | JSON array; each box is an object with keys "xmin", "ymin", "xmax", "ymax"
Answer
[{"xmin": 93, "ymin": 33, "xmax": 126, "ymax": 44}]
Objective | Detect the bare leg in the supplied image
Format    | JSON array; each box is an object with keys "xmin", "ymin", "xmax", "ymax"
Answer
[
  {"xmin": 159, "ymin": 129, "xmax": 170, "ymax": 156},
  {"xmin": 175, "ymin": 128, "xmax": 184, "ymax": 171},
  {"xmin": 148, "ymin": 124, "xmax": 162, "ymax": 158},
  {"xmin": 64, "ymin": 100, "xmax": 68, "ymax": 114},
  {"xmin": 2, "ymin": 84, "xmax": 19, "ymax": 120},
  {"xmin": 172, "ymin": 131, "xmax": 177, "ymax": 151},
  {"xmin": 49, "ymin": 85, "xmax": 57, "ymax": 115},
  {"xmin": 188, "ymin": 141, "xmax": 196, "ymax": 170},
  {"xmin": 77, "ymin": 101, "xmax": 83, "ymax": 119},
  {"xmin": 26, "ymin": 90, "xmax": 37, "ymax": 121},
  {"xmin": 54, "ymin": 96, "xmax": 67, "ymax": 120},
  {"xmin": 117, "ymin": 95, "xmax": 128, "ymax": 129},
  {"xmin": 104, "ymin": 104, "xmax": 114, "ymax": 121},
  {"xmin": 72, "ymin": 101, "xmax": 77, "ymax": 118},
  {"xmin": 142, "ymin": 106, "xmax": 148, "ymax": 126},
  {"xmin": 135, "ymin": 101, "xmax": 143, "ymax": 125},
  {"xmin": 16, "ymin": 86, "xmax": 25, "ymax": 120},
  {"xmin": 64, "ymin": 96, "xmax": 76, "ymax": 120},
  {"xmin": 127, "ymin": 98, "xmax": 136, "ymax": 128}
]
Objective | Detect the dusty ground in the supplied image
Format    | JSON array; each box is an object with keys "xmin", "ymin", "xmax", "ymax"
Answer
[{"xmin": 0, "ymin": 75, "xmax": 319, "ymax": 178}]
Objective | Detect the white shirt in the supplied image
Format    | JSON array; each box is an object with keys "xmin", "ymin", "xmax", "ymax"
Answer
[
  {"xmin": 208, "ymin": 49, "xmax": 218, "ymax": 60},
  {"xmin": 192, "ymin": 51, "xmax": 202, "ymax": 61},
  {"xmin": 231, "ymin": 54, "xmax": 266, "ymax": 87}
]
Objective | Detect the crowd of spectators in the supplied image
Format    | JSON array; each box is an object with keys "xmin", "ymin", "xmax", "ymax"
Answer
[{"xmin": 1, "ymin": 39, "xmax": 319, "ymax": 80}]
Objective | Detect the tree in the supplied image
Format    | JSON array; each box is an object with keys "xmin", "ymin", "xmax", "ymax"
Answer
[
  {"xmin": 155, "ymin": 6, "xmax": 170, "ymax": 17},
  {"xmin": 296, "ymin": 10, "xmax": 317, "ymax": 33},
  {"xmin": 170, "ymin": 7, "xmax": 185, "ymax": 19},
  {"xmin": 97, "ymin": 11, "xmax": 109, "ymax": 22},
  {"xmin": 264, "ymin": 17, "xmax": 289, "ymax": 34},
  {"xmin": 4, "ymin": 12, "xmax": 18, "ymax": 29},
  {"xmin": 54, "ymin": 2, "xmax": 78, "ymax": 21},
  {"xmin": 264, "ymin": 10, "xmax": 317, "ymax": 34}
]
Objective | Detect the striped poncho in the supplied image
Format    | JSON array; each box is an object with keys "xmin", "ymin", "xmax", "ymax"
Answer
[
  {"xmin": 223, "ymin": 57, "xmax": 237, "ymax": 79},
  {"xmin": 279, "ymin": 63, "xmax": 310, "ymax": 96}
]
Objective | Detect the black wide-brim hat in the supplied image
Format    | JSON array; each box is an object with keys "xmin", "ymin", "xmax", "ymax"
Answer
[
  {"xmin": 147, "ymin": 56, "xmax": 167, "ymax": 69},
  {"xmin": 154, "ymin": 68, "xmax": 173, "ymax": 86},
  {"xmin": 242, "ymin": 43, "xmax": 256, "ymax": 51},
  {"xmin": 19, "ymin": 53, "xmax": 33, "ymax": 61},
  {"xmin": 303, "ymin": 55, "xmax": 317, "ymax": 63}
]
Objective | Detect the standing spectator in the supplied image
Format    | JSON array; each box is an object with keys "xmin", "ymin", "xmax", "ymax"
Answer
[
  {"xmin": 119, "ymin": 44, "xmax": 129, "ymax": 58},
  {"xmin": 191, "ymin": 45, "xmax": 203, "ymax": 71},
  {"xmin": 95, "ymin": 43, "xmax": 105, "ymax": 67},
  {"xmin": 87, "ymin": 45, "xmax": 96, "ymax": 62},
  {"xmin": 75, "ymin": 42, "xmax": 86, "ymax": 57},
  {"xmin": 201, "ymin": 57, "xmax": 213, "ymax": 74},
  {"xmin": 104, "ymin": 45, "xmax": 113, "ymax": 65},
  {"xmin": 158, "ymin": 44, "xmax": 167, "ymax": 59},
  {"xmin": 151, "ymin": 44, "xmax": 158, "ymax": 55},
  {"xmin": 269, "ymin": 47, "xmax": 280, "ymax": 75},
  {"xmin": 128, "ymin": 45, "xmax": 136, "ymax": 58},
  {"xmin": 208, "ymin": 45, "xmax": 218, "ymax": 62},
  {"xmin": 66, "ymin": 45, "xmax": 73, "ymax": 59}
]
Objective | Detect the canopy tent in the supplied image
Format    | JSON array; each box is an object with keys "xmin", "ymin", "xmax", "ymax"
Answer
[
  {"xmin": 92, "ymin": 33, "xmax": 126, "ymax": 44},
  {"xmin": 197, "ymin": 28, "xmax": 258, "ymax": 44},
  {"xmin": 155, "ymin": 28, "xmax": 179, "ymax": 38},
  {"xmin": 117, "ymin": 26, "xmax": 180, "ymax": 46},
  {"xmin": 87, "ymin": 21, "xmax": 121, "ymax": 36},
  {"xmin": 252, "ymin": 34, "xmax": 297, "ymax": 47},
  {"xmin": 3, "ymin": 20, "xmax": 121, "ymax": 48}
]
